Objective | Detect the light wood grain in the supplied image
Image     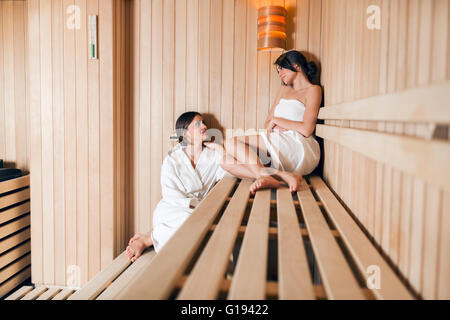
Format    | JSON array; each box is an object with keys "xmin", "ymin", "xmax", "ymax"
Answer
[
  {"xmin": 178, "ymin": 180, "xmax": 252, "ymax": 299},
  {"xmin": 115, "ymin": 177, "xmax": 237, "ymax": 299},
  {"xmin": 228, "ymin": 189, "xmax": 271, "ymax": 300},
  {"xmin": 277, "ymin": 187, "xmax": 315, "ymax": 300},
  {"xmin": 297, "ymin": 180, "xmax": 364, "ymax": 299}
]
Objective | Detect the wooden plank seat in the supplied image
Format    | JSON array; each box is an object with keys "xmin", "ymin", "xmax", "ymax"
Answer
[{"xmin": 42, "ymin": 175, "xmax": 414, "ymax": 300}]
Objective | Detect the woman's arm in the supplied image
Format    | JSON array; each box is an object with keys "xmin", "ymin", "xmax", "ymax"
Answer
[
  {"xmin": 270, "ymin": 86, "xmax": 322, "ymax": 138},
  {"xmin": 264, "ymin": 86, "xmax": 285, "ymax": 130}
]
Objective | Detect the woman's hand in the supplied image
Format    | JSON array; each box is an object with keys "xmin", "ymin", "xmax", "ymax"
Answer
[{"xmin": 266, "ymin": 118, "xmax": 278, "ymax": 134}]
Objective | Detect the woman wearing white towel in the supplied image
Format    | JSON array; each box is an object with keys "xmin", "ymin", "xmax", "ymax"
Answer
[
  {"xmin": 222, "ymin": 50, "xmax": 322, "ymax": 194},
  {"xmin": 126, "ymin": 112, "xmax": 255, "ymax": 261}
]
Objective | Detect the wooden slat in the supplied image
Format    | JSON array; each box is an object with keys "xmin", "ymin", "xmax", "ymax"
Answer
[
  {"xmin": 297, "ymin": 180, "xmax": 365, "ymax": 299},
  {"xmin": 114, "ymin": 177, "xmax": 237, "ymax": 299},
  {"xmin": 36, "ymin": 287, "xmax": 61, "ymax": 300},
  {"xmin": 0, "ymin": 228, "xmax": 30, "ymax": 255},
  {"xmin": 0, "ymin": 176, "xmax": 29, "ymax": 195},
  {"xmin": 309, "ymin": 176, "xmax": 413, "ymax": 300},
  {"xmin": 228, "ymin": 189, "xmax": 270, "ymax": 300},
  {"xmin": 177, "ymin": 179, "xmax": 252, "ymax": 299},
  {"xmin": 97, "ymin": 249, "xmax": 156, "ymax": 300},
  {"xmin": 316, "ymin": 124, "xmax": 450, "ymax": 192},
  {"xmin": 4, "ymin": 285, "xmax": 33, "ymax": 300},
  {"xmin": 318, "ymin": 82, "xmax": 450, "ymax": 123},
  {"xmin": 277, "ymin": 187, "xmax": 315, "ymax": 300},
  {"xmin": 0, "ymin": 241, "xmax": 30, "ymax": 269},
  {"xmin": 52, "ymin": 288, "xmax": 75, "ymax": 300},
  {"xmin": 0, "ymin": 254, "xmax": 31, "ymax": 284},
  {"xmin": 21, "ymin": 285, "xmax": 47, "ymax": 300},
  {"xmin": 68, "ymin": 251, "xmax": 131, "ymax": 300},
  {"xmin": 0, "ymin": 215, "xmax": 30, "ymax": 240},
  {"xmin": 0, "ymin": 202, "xmax": 30, "ymax": 225},
  {"xmin": 0, "ymin": 189, "xmax": 30, "ymax": 210}
]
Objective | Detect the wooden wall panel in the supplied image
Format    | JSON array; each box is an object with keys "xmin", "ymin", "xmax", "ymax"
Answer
[
  {"xmin": 0, "ymin": 1, "xmax": 29, "ymax": 173},
  {"xmin": 27, "ymin": 0, "xmax": 126, "ymax": 287},
  {"xmin": 320, "ymin": 0, "xmax": 450, "ymax": 300}
]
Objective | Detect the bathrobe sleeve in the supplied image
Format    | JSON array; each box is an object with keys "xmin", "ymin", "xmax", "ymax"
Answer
[{"xmin": 160, "ymin": 158, "xmax": 201, "ymax": 208}]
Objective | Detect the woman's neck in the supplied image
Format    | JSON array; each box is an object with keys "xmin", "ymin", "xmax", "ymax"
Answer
[
  {"xmin": 185, "ymin": 142, "xmax": 203, "ymax": 164},
  {"xmin": 292, "ymin": 74, "xmax": 312, "ymax": 91}
]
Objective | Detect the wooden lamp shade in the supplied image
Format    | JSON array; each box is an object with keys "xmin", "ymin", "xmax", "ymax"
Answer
[{"xmin": 257, "ymin": 5, "xmax": 287, "ymax": 51}]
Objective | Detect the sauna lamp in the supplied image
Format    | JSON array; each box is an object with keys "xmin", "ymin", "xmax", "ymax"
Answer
[{"xmin": 257, "ymin": 5, "xmax": 287, "ymax": 51}]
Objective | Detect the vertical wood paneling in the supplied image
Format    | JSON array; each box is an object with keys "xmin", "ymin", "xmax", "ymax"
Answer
[
  {"xmin": 13, "ymin": 1, "xmax": 27, "ymax": 170},
  {"xmin": 150, "ymin": 0, "xmax": 163, "ymax": 214},
  {"xmin": 245, "ymin": 0, "xmax": 258, "ymax": 132},
  {"xmin": 75, "ymin": 0, "xmax": 89, "ymax": 286},
  {"xmin": 0, "ymin": 1, "xmax": 4, "ymax": 160},
  {"xmin": 27, "ymin": 0, "xmax": 125, "ymax": 286},
  {"xmin": 52, "ymin": 0, "xmax": 66, "ymax": 286},
  {"xmin": 28, "ymin": 0, "xmax": 43, "ymax": 285},
  {"xmin": 221, "ymin": 0, "xmax": 234, "ymax": 132},
  {"xmin": 3, "ymin": 1, "xmax": 16, "ymax": 166},
  {"xmin": 198, "ymin": 0, "xmax": 210, "ymax": 121},
  {"xmin": 209, "ymin": 0, "xmax": 222, "ymax": 131},
  {"xmin": 233, "ymin": 0, "xmax": 246, "ymax": 130},
  {"xmin": 186, "ymin": 0, "xmax": 198, "ymax": 112},
  {"xmin": 62, "ymin": 0, "xmax": 77, "ymax": 285},
  {"xmin": 0, "ymin": 0, "xmax": 30, "ymax": 171},
  {"xmin": 174, "ymin": 0, "xmax": 186, "ymax": 121},
  {"xmin": 87, "ymin": 0, "xmax": 100, "ymax": 281}
]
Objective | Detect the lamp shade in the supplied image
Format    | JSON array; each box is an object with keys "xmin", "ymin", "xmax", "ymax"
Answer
[{"xmin": 257, "ymin": 5, "xmax": 287, "ymax": 51}]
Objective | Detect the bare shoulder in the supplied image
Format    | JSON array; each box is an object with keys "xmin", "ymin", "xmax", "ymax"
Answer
[{"xmin": 307, "ymin": 85, "xmax": 322, "ymax": 96}]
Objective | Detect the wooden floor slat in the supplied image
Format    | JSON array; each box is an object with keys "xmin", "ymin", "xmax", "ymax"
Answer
[
  {"xmin": 114, "ymin": 177, "xmax": 237, "ymax": 299},
  {"xmin": 36, "ymin": 287, "xmax": 61, "ymax": 300},
  {"xmin": 52, "ymin": 288, "xmax": 75, "ymax": 300},
  {"xmin": 21, "ymin": 285, "xmax": 47, "ymax": 300},
  {"xmin": 309, "ymin": 176, "xmax": 413, "ymax": 300},
  {"xmin": 297, "ymin": 179, "xmax": 365, "ymax": 299},
  {"xmin": 228, "ymin": 189, "xmax": 271, "ymax": 300},
  {"xmin": 177, "ymin": 179, "xmax": 253, "ymax": 300},
  {"xmin": 68, "ymin": 251, "xmax": 131, "ymax": 300},
  {"xmin": 4, "ymin": 284, "xmax": 32, "ymax": 300},
  {"xmin": 277, "ymin": 187, "xmax": 316, "ymax": 300}
]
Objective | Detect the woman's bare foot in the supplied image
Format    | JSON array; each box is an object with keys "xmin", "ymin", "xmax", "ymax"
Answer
[
  {"xmin": 250, "ymin": 175, "xmax": 281, "ymax": 195},
  {"xmin": 126, "ymin": 233, "xmax": 153, "ymax": 262},
  {"xmin": 277, "ymin": 171, "xmax": 303, "ymax": 192}
]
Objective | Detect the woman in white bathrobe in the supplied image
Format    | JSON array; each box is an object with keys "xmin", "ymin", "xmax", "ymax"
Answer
[
  {"xmin": 222, "ymin": 50, "xmax": 322, "ymax": 195},
  {"xmin": 125, "ymin": 112, "xmax": 230, "ymax": 260}
]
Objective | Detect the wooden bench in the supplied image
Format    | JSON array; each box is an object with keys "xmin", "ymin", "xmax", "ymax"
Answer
[
  {"xmin": 6, "ymin": 175, "xmax": 413, "ymax": 300},
  {"xmin": 0, "ymin": 175, "xmax": 31, "ymax": 299}
]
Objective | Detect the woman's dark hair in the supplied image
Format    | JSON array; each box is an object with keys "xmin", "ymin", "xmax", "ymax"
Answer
[
  {"xmin": 175, "ymin": 111, "xmax": 202, "ymax": 146},
  {"xmin": 274, "ymin": 50, "xmax": 317, "ymax": 83}
]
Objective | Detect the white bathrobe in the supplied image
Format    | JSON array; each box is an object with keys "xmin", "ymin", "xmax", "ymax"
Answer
[{"xmin": 151, "ymin": 143, "xmax": 228, "ymax": 253}]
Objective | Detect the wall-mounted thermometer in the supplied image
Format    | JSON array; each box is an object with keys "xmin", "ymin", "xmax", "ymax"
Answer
[{"xmin": 88, "ymin": 15, "xmax": 98, "ymax": 59}]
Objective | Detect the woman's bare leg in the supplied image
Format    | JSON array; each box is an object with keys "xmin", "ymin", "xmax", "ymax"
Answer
[{"xmin": 224, "ymin": 135, "xmax": 302, "ymax": 193}]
